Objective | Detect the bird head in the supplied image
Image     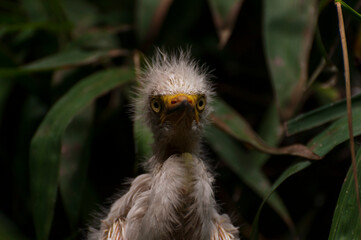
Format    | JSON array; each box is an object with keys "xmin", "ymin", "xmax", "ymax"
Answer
[{"xmin": 135, "ymin": 49, "xmax": 214, "ymax": 158}]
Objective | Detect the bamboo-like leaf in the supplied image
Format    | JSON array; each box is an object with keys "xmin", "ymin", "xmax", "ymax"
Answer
[
  {"xmin": 1, "ymin": 22, "xmax": 71, "ymax": 34},
  {"xmin": 39, "ymin": 0, "xmax": 68, "ymax": 25},
  {"xmin": 20, "ymin": 0, "xmax": 47, "ymax": 21},
  {"xmin": 263, "ymin": 0, "xmax": 318, "ymax": 119},
  {"xmin": 205, "ymin": 125, "xmax": 294, "ymax": 231},
  {"xmin": 0, "ymin": 212, "xmax": 28, "ymax": 240},
  {"xmin": 62, "ymin": 0, "xmax": 98, "ymax": 32},
  {"xmin": 208, "ymin": 0, "xmax": 244, "ymax": 48},
  {"xmin": 212, "ymin": 99, "xmax": 321, "ymax": 160},
  {"xmin": 23, "ymin": 48, "xmax": 127, "ymax": 72},
  {"xmin": 0, "ymin": 48, "xmax": 127, "ymax": 77},
  {"xmin": 136, "ymin": 0, "xmax": 172, "ymax": 44},
  {"xmin": 308, "ymin": 107, "xmax": 361, "ymax": 157},
  {"xmin": 286, "ymin": 93, "xmax": 361, "ymax": 135},
  {"xmin": 59, "ymin": 105, "xmax": 93, "ymax": 229},
  {"xmin": 329, "ymin": 148, "xmax": 361, "ymax": 239},
  {"xmin": 250, "ymin": 161, "xmax": 311, "ymax": 240},
  {"xmin": 319, "ymin": 0, "xmax": 331, "ymax": 12},
  {"xmin": 250, "ymin": 102, "xmax": 281, "ymax": 168},
  {"xmin": 30, "ymin": 68, "xmax": 134, "ymax": 240}
]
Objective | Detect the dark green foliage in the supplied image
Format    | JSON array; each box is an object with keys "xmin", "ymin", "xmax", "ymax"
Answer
[{"xmin": 1, "ymin": 0, "xmax": 361, "ymax": 239}]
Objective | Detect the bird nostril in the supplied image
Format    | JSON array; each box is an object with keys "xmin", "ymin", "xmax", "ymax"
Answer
[{"xmin": 170, "ymin": 96, "xmax": 192, "ymax": 105}]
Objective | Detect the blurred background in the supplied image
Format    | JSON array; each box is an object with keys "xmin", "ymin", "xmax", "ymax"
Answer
[{"xmin": 1, "ymin": 0, "xmax": 361, "ymax": 239}]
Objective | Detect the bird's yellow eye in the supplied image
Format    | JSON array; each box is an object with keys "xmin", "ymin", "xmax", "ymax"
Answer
[
  {"xmin": 196, "ymin": 96, "xmax": 206, "ymax": 111},
  {"xmin": 150, "ymin": 98, "xmax": 162, "ymax": 113}
]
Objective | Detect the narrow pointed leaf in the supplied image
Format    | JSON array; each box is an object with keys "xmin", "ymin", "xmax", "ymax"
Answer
[
  {"xmin": 136, "ymin": 0, "xmax": 172, "ymax": 44},
  {"xmin": 250, "ymin": 102, "xmax": 281, "ymax": 168},
  {"xmin": 287, "ymin": 93, "xmax": 361, "ymax": 135},
  {"xmin": 59, "ymin": 105, "xmax": 93, "ymax": 229},
  {"xmin": 205, "ymin": 126, "xmax": 293, "ymax": 231},
  {"xmin": 250, "ymin": 161, "xmax": 311, "ymax": 239},
  {"xmin": 329, "ymin": 147, "xmax": 361, "ymax": 239},
  {"xmin": 62, "ymin": 0, "xmax": 98, "ymax": 31},
  {"xmin": 308, "ymin": 107, "xmax": 361, "ymax": 156},
  {"xmin": 208, "ymin": 0, "xmax": 244, "ymax": 48},
  {"xmin": 263, "ymin": 0, "xmax": 318, "ymax": 119},
  {"xmin": 39, "ymin": 0, "xmax": 69, "ymax": 25},
  {"xmin": 23, "ymin": 48, "xmax": 127, "ymax": 72},
  {"xmin": 0, "ymin": 212, "xmax": 29, "ymax": 240},
  {"xmin": 30, "ymin": 68, "xmax": 134, "ymax": 240},
  {"xmin": 212, "ymin": 99, "xmax": 321, "ymax": 160},
  {"xmin": 1, "ymin": 22, "xmax": 71, "ymax": 34},
  {"xmin": 20, "ymin": 0, "xmax": 47, "ymax": 22}
]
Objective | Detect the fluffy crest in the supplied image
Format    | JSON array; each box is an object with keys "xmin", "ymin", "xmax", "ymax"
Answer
[
  {"xmin": 134, "ymin": 49, "xmax": 215, "ymax": 128},
  {"xmin": 138, "ymin": 49, "xmax": 213, "ymax": 97}
]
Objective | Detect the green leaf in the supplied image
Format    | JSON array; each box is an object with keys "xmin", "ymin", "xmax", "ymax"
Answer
[
  {"xmin": 329, "ymin": 148, "xmax": 361, "ymax": 239},
  {"xmin": 212, "ymin": 99, "xmax": 320, "ymax": 160},
  {"xmin": 263, "ymin": 0, "xmax": 318, "ymax": 119},
  {"xmin": 22, "ymin": 49, "xmax": 121, "ymax": 72},
  {"xmin": 30, "ymin": 68, "xmax": 134, "ymax": 240},
  {"xmin": 250, "ymin": 102, "xmax": 281, "ymax": 168},
  {"xmin": 336, "ymin": 0, "xmax": 361, "ymax": 22},
  {"xmin": 0, "ymin": 22, "xmax": 71, "ymax": 34},
  {"xmin": 39, "ymin": 0, "xmax": 69, "ymax": 25},
  {"xmin": 308, "ymin": 107, "xmax": 361, "ymax": 157},
  {"xmin": 59, "ymin": 105, "xmax": 93, "ymax": 229},
  {"xmin": 136, "ymin": 0, "xmax": 172, "ymax": 43},
  {"xmin": 0, "ymin": 212, "xmax": 29, "ymax": 240},
  {"xmin": 319, "ymin": 0, "xmax": 331, "ymax": 12},
  {"xmin": 20, "ymin": 0, "xmax": 47, "ymax": 21},
  {"xmin": 0, "ymin": 48, "xmax": 123, "ymax": 77},
  {"xmin": 287, "ymin": 93, "xmax": 361, "ymax": 135},
  {"xmin": 69, "ymin": 30, "xmax": 119, "ymax": 51},
  {"xmin": 62, "ymin": 0, "xmax": 98, "ymax": 32},
  {"xmin": 205, "ymin": 126, "xmax": 294, "ymax": 231},
  {"xmin": 250, "ymin": 161, "xmax": 311, "ymax": 239},
  {"xmin": 208, "ymin": 0, "xmax": 244, "ymax": 48}
]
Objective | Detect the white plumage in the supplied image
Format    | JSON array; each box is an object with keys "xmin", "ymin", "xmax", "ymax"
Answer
[{"xmin": 88, "ymin": 49, "xmax": 239, "ymax": 240}]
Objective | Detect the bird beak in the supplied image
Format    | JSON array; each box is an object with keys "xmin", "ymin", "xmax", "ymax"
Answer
[{"xmin": 160, "ymin": 94, "xmax": 199, "ymax": 125}]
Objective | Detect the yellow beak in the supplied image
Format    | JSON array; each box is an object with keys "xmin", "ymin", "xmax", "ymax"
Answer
[{"xmin": 160, "ymin": 94, "xmax": 200, "ymax": 124}]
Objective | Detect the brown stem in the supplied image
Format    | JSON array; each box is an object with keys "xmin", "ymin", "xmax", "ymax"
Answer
[{"xmin": 336, "ymin": 2, "xmax": 361, "ymax": 232}]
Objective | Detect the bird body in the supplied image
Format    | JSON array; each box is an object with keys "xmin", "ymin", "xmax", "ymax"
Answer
[{"xmin": 89, "ymin": 50, "xmax": 239, "ymax": 240}]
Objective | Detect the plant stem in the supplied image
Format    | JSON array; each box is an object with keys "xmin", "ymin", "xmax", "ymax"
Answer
[{"xmin": 336, "ymin": 1, "xmax": 361, "ymax": 231}]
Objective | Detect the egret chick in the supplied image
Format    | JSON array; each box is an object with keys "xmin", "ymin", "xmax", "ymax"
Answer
[{"xmin": 89, "ymin": 50, "xmax": 239, "ymax": 240}]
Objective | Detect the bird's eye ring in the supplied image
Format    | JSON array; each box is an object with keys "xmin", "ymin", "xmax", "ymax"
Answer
[
  {"xmin": 150, "ymin": 98, "xmax": 162, "ymax": 113},
  {"xmin": 196, "ymin": 97, "xmax": 206, "ymax": 111}
]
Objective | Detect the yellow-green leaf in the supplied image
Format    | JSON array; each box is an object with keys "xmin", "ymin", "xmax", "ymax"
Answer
[
  {"xmin": 250, "ymin": 161, "xmax": 311, "ymax": 239},
  {"xmin": 205, "ymin": 126, "xmax": 294, "ymax": 231},
  {"xmin": 30, "ymin": 68, "xmax": 134, "ymax": 240},
  {"xmin": 329, "ymin": 147, "xmax": 361, "ymax": 239},
  {"xmin": 212, "ymin": 99, "xmax": 320, "ymax": 160},
  {"xmin": 263, "ymin": 0, "xmax": 318, "ymax": 119},
  {"xmin": 208, "ymin": 0, "xmax": 244, "ymax": 48}
]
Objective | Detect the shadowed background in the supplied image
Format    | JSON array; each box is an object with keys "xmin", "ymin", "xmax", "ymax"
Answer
[{"xmin": 1, "ymin": 0, "xmax": 361, "ymax": 239}]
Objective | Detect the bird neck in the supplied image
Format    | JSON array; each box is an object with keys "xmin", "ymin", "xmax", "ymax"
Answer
[{"xmin": 152, "ymin": 125, "xmax": 202, "ymax": 163}]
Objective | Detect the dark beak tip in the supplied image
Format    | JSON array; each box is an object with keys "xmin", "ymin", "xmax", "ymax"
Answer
[
  {"xmin": 166, "ymin": 100, "xmax": 194, "ymax": 114},
  {"xmin": 182, "ymin": 101, "xmax": 194, "ymax": 110}
]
